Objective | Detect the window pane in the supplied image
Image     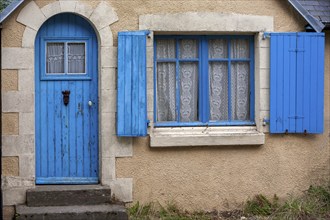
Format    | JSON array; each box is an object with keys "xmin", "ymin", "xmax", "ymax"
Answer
[
  {"xmin": 68, "ymin": 43, "xmax": 86, "ymax": 73},
  {"xmin": 157, "ymin": 63, "xmax": 176, "ymax": 121},
  {"xmin": 156, "ymin": 39, "xmax": 176, "ymax": 59},
  {"xmin": 231, "ymin": 62, "xmax": 250, "ymax": 120},
  {"xmin": 180, "ymin": 62, "xmax": 198, "ymax": 122},
  {"xmin": 46, "ymin": 43, "xmax": 64, "ymax": 74},
  {"xmin": 231, "ymin": 39, "xmax": 249, "ymax": 59},
  {"xmin": 179, "ymin": 39, "xmax": 198, "ymax": 59},
  {"xmin": 209, "ymin": 62, "xmax": 228, "ymax": 120},
  {"xmin": 209, "ymin": 39, "xmax": 228, "ymax": 59}
]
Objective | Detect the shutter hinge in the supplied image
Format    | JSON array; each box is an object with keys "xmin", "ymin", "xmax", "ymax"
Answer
[
  {"xmin": 263, "ymin": 118, "xmax": 270, "ymax": 126},
  {"xmin": 262, "ymin": 33, "xmax": 271, "ymax": 40}
]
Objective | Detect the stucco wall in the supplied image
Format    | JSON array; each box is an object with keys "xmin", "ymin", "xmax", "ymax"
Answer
[
  {"xmin": 1, "ymin": 0, "xmax": 329, "ymax": 212},
  {"xmin": 111, "ymin": 0, "xmax": 329, "ymax": 210},
  {"xmin": 116, "ymin": 27, "xmax": 330, "ymax": 210}
]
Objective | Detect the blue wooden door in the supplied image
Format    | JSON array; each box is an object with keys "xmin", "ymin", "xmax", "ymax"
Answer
[{"xmin": 35, "ymin": 13, "xmax": 98, "ymax": 184}]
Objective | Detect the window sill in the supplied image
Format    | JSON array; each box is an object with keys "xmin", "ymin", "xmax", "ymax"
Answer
[{"xmin": 150, "ymin": 126, "xmax": 265, "ymax": 147}]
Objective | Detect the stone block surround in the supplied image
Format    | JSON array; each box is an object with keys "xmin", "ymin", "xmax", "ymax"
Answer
[{"xmin": 1, "ymin": 0, "xmax": 133, "ymax": 205}]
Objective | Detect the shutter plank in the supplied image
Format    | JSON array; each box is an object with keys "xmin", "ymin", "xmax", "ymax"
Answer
[
  {"xmin": 117, "ymin": 31, "xmax": 148, "ymax": 136},
  {"xmin": 270, "ymin": 32, "xmax": 324, "ymax": 134},
  {"xmin": 270, "ymin": 33, "xmax": 296, "ymax": 133},
  {"xmin": 298, "ymin": 33, "xmax": 325, "ymax": 133}
]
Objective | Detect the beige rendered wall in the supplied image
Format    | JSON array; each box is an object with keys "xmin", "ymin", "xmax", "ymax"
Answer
[
  {"xmin": 117, "ymin": 29, "xmax": 330, "ymax": 209},
  {"xmin": 111, "ymin": 0, "xmax": 330, "ymax": 211},
  {"xmin": 0, "ymin": 0, "xmax": 329, "ymax": 211}
]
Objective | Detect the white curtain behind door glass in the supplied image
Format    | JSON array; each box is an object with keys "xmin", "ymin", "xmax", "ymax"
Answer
[
  {"xmin": 68, "ymin": 43, "xmax": 86, "ymax": 73},
  {"xmin": 46, "ymin": 43, "xmax": 64, "ymax": 73}
]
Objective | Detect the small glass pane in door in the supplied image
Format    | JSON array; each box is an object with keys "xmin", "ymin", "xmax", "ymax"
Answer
[
  {"xmin": 68, "ymin": 43, "xmax": 86, "ymax": 74},
  {"xmin": 46, "ymin": 43, "xmax": 65, "ymax": 74}
]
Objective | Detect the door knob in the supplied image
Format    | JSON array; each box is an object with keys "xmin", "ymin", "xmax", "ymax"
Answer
[{"xmin": 88, "ymin": 101, "xmax": 93, "ymax": 106}]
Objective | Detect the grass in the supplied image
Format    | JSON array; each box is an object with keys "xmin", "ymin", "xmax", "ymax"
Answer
[
  {"xmin": 128, "ymin": 185, "xmax": 330, "ymax": 220},
  {"xmin": 243, "ymin": 185, "xmax": 330, "ymax": 219},
  {"xmin": 128, "ymin": 201, "xmax": 212, "ymax": 220}
]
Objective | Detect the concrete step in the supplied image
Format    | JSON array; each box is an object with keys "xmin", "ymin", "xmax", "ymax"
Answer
[
  {"xmin": 16, "ymin": 204, "xmax": 128, "ymax": 220},
  {"xmin": 27, "ymin": 185, "xmax": 111, "ymax": 207}
]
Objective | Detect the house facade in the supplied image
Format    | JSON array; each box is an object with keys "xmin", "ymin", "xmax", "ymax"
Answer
[{"xmin": 1, "ymin": 0, "xmax": 329, "ymax": 218}]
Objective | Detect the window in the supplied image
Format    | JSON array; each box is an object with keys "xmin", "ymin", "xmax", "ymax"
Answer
[
  {"xmin": 41, "ymin": 38, "xmax": 91, "ymax": 81},
  {"xmin": 154, "ymin": 36, "xmax": 254, "ymax": 126},
  {"xmin": 46, "ymin": 42, "xmax": 86, "ymax": 74}
]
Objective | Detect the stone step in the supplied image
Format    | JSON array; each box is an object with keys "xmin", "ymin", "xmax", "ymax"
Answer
[
  {"xmin": 16, "ymin": 204, "xmax": 128, "ymax": 220},
  {"xmin": 26, "ymin": 185, "xmax": 111, "ymax": 207}
]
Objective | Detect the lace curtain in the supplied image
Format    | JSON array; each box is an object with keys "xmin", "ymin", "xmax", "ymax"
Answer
[
  {"xmin": 68, "ymin": 43, "xmax": 86, "ymax": 73},
  {"xmin": 209, "ymin": 39, "xmax": 228, "ymax": 120},
  {"xmin": 46, "ymin": 43, "xmax": 85, "ymax": 74},
  {"xmin": 46, "ymin": 43, "xmax": 64, "ymax": 73},
  {"xmin": 156, "ymin": 39, "xmax": 198, "ymax": 122},
  {"xmin": 156, "ymin": 39, "xmax": 176, "ymax": 121},
  {"xmin": 156, "ymin": 38, "xmax": 249, "ymax": 122},
  {"xmin": 209, "ymin": 39, "xmax": 250, "ymax": 121},
  {"xmin": 230, "ymin": 39, "xmax": 250, "ymax": 120}
]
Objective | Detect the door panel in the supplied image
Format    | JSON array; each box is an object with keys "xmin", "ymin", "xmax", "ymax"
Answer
[{"xmin": 35, "ymin": 13, "xmax": 98, "ymax": 184}]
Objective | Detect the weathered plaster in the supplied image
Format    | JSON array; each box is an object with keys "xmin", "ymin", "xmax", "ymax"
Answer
[{"xmin": 117, "ymin": 134, "xmax": 330, "ymax": 210}]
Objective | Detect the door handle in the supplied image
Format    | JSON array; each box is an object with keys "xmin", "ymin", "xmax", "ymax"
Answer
[
  {"xmin": 88, "ymin": 101, "xmax": 93, "ymax": 107},
  {"xmin": 62, "ymin": 90, "xmax": 70, "ymax": 106}
]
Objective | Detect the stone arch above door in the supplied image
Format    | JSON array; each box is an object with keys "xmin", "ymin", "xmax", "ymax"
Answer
[{"xmin": 18, "ymin": 1, "xmax": 118, "ymax": 49}]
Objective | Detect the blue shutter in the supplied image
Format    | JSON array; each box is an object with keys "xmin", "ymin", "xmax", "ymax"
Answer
[
  {"xmin": 117, "ymin": 31, "xmax": 149, "ymax": 136},
  {"xmin": 270, "ymin": 33, "xmax": 297, "ymax": 133},
  {"xmin": 270, "ymin": 32, "xmax": 325, "ymax": 134},
  {"xmin": 296, "ymin": 33, "xmax": 324, "ymax": 133}
]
